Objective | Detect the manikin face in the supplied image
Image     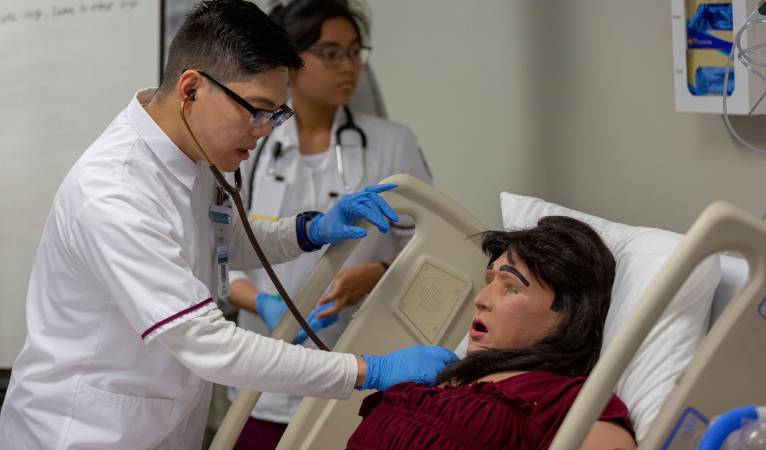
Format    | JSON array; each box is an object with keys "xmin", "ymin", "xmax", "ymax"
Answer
[
  {"xmin": 467, "ymin": 250, "xmax": 562, "ymax": 354},
  {"xmin": 290, "ymin": 16, "xmax": 363, "ymax": 108},
  {"xmin": 181, "ymin": 68, "xmax": 289, "ymax": 172}
]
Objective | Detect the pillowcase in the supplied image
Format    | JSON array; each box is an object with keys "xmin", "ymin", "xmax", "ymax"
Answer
[{"xmin": 498, "ymin": 192, "xmax": 721, "ymax": 440}]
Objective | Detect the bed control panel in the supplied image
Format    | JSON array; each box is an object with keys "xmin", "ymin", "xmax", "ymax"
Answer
[{"xmin": 396, "ymin": 257, "xmax": 472, "ymax": 343}]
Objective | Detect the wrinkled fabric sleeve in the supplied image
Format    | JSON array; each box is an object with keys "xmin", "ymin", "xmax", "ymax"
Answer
[
  {"xmin": 70, "ymin": 193, "xmax": 214, "ymax": 343},
  {"xmin": 158, "ymin": 308, "xmax": 357, "ymax": 399},
  {"xmin": 229, "ymin": 269, "xmax": 252, "ymax": 284},
  {"xmin": 229, "ymin": 214, "xmax": 304, "ymax": 270}
]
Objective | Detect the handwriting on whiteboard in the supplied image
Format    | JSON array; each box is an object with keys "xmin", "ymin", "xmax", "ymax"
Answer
[{"xmin": 0, "ymin": 1, "xmax": 142, "ymax": 26}]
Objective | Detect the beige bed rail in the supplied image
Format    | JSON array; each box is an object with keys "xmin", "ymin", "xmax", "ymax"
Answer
[
  {"xmin": 210, "ymin": 174, "xmax": 488, "ymax": 450},
  {"xmin": 549, "ymin": 201, "xmax": 766, "ymax": 450}
]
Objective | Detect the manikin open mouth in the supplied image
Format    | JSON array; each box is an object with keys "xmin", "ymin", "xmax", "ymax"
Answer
[{"xmin": 471, "ymin": 319, "xmax": 488, "ymax": 337}]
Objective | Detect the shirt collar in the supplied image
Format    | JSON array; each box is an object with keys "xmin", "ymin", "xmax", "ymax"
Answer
[{"xmin": 127, "ymin": 89, "xmax": 199, "ymax": 191}]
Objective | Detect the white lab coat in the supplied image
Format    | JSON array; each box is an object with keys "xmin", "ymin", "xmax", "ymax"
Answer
[
  {"xmin": 0, "ymin": 90, "xmax": 356, "ymax": 450},
  {"xmin": 230, "ymin": 106, "xmax": 431, "ymax": 423}
]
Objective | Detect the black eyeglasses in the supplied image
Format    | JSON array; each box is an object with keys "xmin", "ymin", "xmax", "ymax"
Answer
[
  {"xmin": 195, "ymin": 70, "xmax": 293, "ymax": 128},
  {"xmin": 305, "ymin": 45, "xmax": 372, "ymax": 67}
]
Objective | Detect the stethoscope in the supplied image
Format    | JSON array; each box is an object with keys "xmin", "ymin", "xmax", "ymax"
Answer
[
  {"xmin": 246, "ymin": 105, "xmax": 367, "ymax": 210},
  {"xmin": 180, "ymin": 97, "xmax": 330, "ymax": 351}
]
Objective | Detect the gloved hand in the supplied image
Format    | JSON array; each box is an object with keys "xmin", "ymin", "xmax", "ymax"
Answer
[
  {"xmin": 357, "ymin": 345, "xmax": 458, "ymax": 391},
  {"xmin": 292, "ymin": 301, "xmax": 340, "ymax": 345},
  {"xmin": 308, "ymin": 183, "xmax": 399, "ymax": 246},
  {"xmin": 255, "ymin": 292, "xmax": 287, "ymax": 332}
]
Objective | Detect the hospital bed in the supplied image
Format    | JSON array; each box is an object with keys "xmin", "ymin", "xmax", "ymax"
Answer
[{"xmin": 211, "ymin": 175, "xmax": 764, "ymax": 450}]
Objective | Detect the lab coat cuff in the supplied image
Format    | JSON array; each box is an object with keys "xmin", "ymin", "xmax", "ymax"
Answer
[
  {"xmin": 295, "ymin": 211, "xmax": 324, "ymax": 252},
  {"xmin": 228, "ymin": 270, "xmax": 250, "ymax": 283},
  {"xmin": 338, "ymin": 352, "xmax": 359, "ymax": 400}
]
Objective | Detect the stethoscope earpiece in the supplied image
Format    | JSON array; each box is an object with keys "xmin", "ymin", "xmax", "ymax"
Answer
[{"xmin": 187, "ymin": 90, "xmax": 197, "ymax": 101}]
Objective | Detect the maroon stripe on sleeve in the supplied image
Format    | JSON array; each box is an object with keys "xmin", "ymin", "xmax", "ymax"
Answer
[{"xmin": 141, "ymin": 298, "xmax": 214, "ymax": 340}]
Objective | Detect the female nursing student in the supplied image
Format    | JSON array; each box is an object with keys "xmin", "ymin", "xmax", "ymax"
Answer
[
  {"xmin": 227, "ymin": 1, "xmax": 432, "ymax": 448},
  {"xmin": 0, "ymin": 2, "xmax": 455, "ymax": 449}
]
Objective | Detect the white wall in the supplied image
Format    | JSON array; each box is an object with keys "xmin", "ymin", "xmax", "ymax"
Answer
[
  {"xmin": 368, "ymin": 0, "xmax": 766, "ymax": 233},
  {"xmin": 368, "ymin": 0, "xmax": 552, "ymax": 229},
  {"xmin": 540, "ymin": 1, "xmax": 766, "ymax": 233},
  {"xmin": 0, "ymin": 0, "xmax": 160, "ymax": 367}
]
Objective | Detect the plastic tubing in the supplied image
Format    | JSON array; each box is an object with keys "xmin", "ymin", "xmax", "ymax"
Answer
[
  {"xmin": 722, "ymin": 0, "xmax": 766, "ymax": 155},
  {"xmin": 697, "ymin": 405, "xmax": 763, "ymax": 450}
]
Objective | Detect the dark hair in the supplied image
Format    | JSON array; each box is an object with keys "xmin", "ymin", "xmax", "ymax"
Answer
[
  {"xmin": 438, "ymin": 216, "xmax": 616, "ymax": 385},
  {"xmin": 270, "ymin": 0, "xmax": 370, "ymax": 51},
  {"xmin": 158, "ymin": 0, "xmax": 304, "ymax": 97}
]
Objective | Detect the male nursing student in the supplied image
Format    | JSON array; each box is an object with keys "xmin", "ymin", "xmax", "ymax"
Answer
[
  {"xmin": 0, "ymin": 1, "xmax": 456, "ymax": 449},
  {"xmin": 227, "ymin": 1, "xmax": 433, "ymax": 447}
]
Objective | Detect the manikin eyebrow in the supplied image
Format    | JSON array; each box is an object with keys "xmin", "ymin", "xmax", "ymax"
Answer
[{"xmin": 485, "ymin": 262, "xmax": 530, "ymax": 287}]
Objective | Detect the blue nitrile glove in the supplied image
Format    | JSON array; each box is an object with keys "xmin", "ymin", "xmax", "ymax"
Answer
[
  {"xmin": 688, "ymin": 3, "xmax": 732, "ymax": 32},
  {"xmin": 255, "ymin": 292, "xmax": 287, "ymax": 332},
  {"xmin": 357, "ymin": 345, "xmax": 458, "ymax": 391},
  {"xmin": 308, "ymin": 184, "xmax": 400, "ymax": 245},
  {"xmin": 292, "ymin": 301, "xmax": 340, "ymax": 345},
  {"xmin": 693, "ymin": 66, "xmax": 735, "ymax": 96}
]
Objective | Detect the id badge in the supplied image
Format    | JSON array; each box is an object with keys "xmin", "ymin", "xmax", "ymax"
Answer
[
  {"xmin": 209, "ymin": 204, "xmax": 232, "ymax": 224},
  {"xmin": 216, "ymin": 244, "xmax": 229, "ymax": 298}
]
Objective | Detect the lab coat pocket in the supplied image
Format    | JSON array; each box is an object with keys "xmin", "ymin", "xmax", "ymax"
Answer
[{"xmin": 60, "ymin": 380, "xmax": 175, "ymax": 449}]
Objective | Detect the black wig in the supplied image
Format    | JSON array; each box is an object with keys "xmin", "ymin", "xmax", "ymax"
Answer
[{"xmin": 438, "ymin": 216, "xmax": 616, "ymax": 385}]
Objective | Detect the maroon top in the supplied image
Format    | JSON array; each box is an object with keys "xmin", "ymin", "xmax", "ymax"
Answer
[{"xmin": 346, "ymin": 371, "xmax": 633, "ymax": 450}]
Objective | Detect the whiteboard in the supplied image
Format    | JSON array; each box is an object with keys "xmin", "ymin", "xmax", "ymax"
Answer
[{"xmin": 0, "ymin": 0, "xmax": 161, "ymax": 367}]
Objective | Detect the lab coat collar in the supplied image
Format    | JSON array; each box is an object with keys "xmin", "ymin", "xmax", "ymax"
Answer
[
  {"xmin": 330, "ymin": 106, "xmax": 365, "ymax": 149},
  {"xmin": 328, "ymin": 106, "xmax": 347, "ymax": 148},
  {"xmin": 269, "ymin": 105, "xmax": 357, "ymax": 153},
  {"xmin": 270, "ymin": 111, "xmax": 300, "ymax": 151},
  {"xmin": 127, "ymin": 89, "xmax": 199, "ymax": 192}
]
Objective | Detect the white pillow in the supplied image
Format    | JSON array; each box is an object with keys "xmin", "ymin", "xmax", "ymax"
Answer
[{"xmin": 499, "ymin": 192, "xmax": 721, "ymax": 440}]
